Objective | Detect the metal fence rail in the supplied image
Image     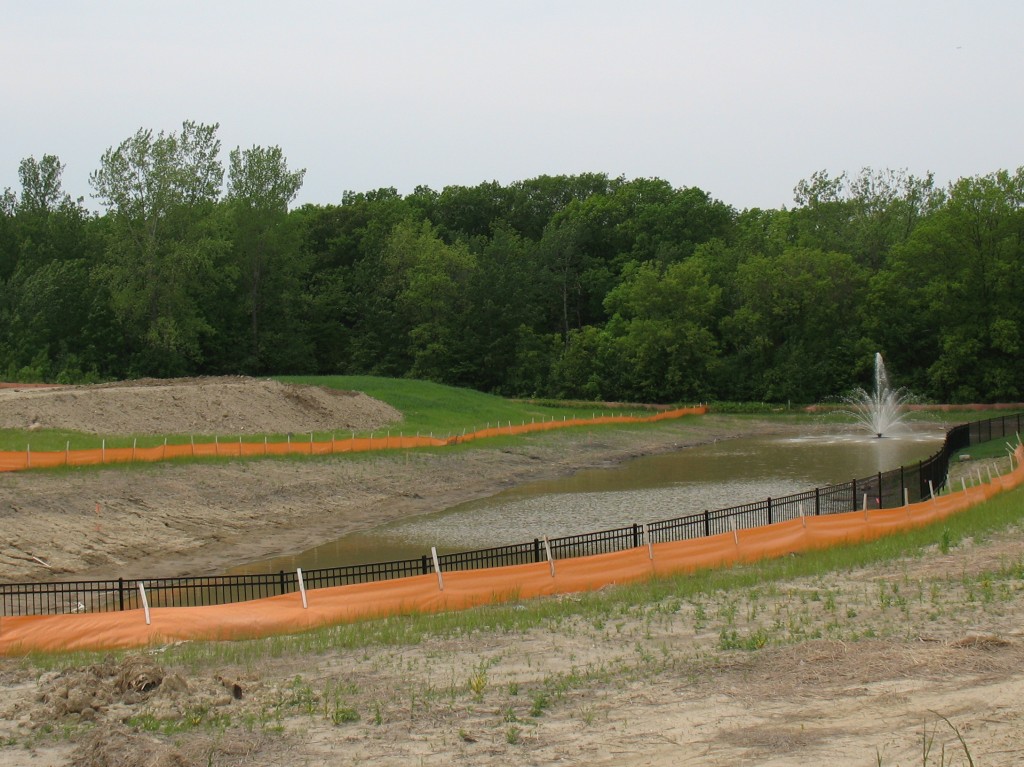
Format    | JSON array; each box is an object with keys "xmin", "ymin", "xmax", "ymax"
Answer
[{"xmin": 3, "ymin": 413, "xmax": 1021, "ymax": 617}]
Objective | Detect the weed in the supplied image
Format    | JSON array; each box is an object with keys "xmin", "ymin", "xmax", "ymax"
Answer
[
  {"xmin": 718, "ymin": 627, "xmax": 770, "ymax": 651},
  {"xmin": 529, "ymin": 691, "xmax": 550, "ymax": 717},
  {"xmin": 467, "ymin": 667, "xmax": 488, "ymax": 701},
  {"xmin": 329, "ymin": 703, "xmax": 360, "ymax": 725},
  {"xmin": 506, "ymin": 725, "xmax": 521, "ymax": 744}
]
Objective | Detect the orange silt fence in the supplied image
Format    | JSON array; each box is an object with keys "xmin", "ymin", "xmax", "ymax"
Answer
[
  {"xmin": 0, "ymin": 406, "xmax": 705, "ymax": 473},
  {"xmin": 1, "ymin": 442, "xmax": 1020, "ymax": 656}
]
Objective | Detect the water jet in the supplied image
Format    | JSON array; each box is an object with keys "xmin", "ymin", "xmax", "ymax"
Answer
[{"xmin": 842, "ymin": 353, "xmax": 911, "ymax": 438}]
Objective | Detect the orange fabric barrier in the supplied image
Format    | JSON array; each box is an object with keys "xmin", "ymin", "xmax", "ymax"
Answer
[
  {"xmin": 0, "ymin": 406, "xmax": 706, "ymax": 473},
  {"xmin": 2, "ymin": 444, "xmax": 1020, "ymax": 656}
]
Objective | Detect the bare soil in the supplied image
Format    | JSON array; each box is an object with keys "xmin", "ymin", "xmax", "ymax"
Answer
[{"xmin": 0, "ymin": 377, "xmax": 1021, "ymax": 766}]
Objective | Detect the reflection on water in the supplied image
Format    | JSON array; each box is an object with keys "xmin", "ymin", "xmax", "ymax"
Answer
[{"xmin": 232, "ymin": 426, "xmax": 946, "ymax": 574}]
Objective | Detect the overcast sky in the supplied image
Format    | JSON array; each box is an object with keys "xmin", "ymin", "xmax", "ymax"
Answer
[{"xmin": 2, "ymin": 1, "xmax": 1021, "ymax": 212}]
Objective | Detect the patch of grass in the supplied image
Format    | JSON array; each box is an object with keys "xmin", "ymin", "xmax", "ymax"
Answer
[{"xmin": 278, "ymin": 375, "xmax": 665, "ymax": 437}]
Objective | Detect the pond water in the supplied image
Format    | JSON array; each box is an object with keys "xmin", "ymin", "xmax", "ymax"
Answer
[{"xmin": 232, "ymin": 425, "xmax": 947, "ymax": 574}]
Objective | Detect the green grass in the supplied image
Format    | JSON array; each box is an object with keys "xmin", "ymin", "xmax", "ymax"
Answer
[{"xmin": 278, "ymin": 375, "xmax": 667, "ymax": 436}]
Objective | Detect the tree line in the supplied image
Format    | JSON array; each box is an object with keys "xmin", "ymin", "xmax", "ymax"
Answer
[{"xmin": 1, "ymin": 120, "xmax": 1021, "ymax": 404}]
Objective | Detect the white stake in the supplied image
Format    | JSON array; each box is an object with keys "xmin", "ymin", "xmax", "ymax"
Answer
[
  {"xmin": 138, "ymin": 582, "xmax": 151, "ymax": 625},
  {"xmin": 643, "ymin": 523, "xmax": 654, "ymax": 560},
  {"xmin": 543, "ymin": 536, "xmax": 555, "ymax": 576},
  {"xmin": 799, "ymin": 504, "xmax": 806, "ymax": 528},
  {"xmin": 730, "ymin": 517, "xmax": 739, "ymax": 546},
  {"xmin": 904, "ymin": 488, "xmax": 910, "ymax": 507},
  {"xmin": 961, "ymin": 478, "xmax": 967, "ymax": 492},
  {"xmin": 297, "ymin": 568, "xmax": 308, "ymax": 609},
  {"xmin": 431, "ymin": 546, "xmax": 444, "ymax": 591},
  {"xmin": 928, "ymin": 480, "xmax": 936, "ymax": 499}
]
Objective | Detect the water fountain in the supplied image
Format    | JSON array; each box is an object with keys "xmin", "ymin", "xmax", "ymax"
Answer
[{"xmin": 842, "ymin": 353, "xmax": 912, "ymax": 438}]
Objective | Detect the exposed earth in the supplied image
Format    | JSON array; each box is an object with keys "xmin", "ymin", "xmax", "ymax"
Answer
[{"xmin": 0, "ymin": 377, "xmax": 1021, "ymax": 766}]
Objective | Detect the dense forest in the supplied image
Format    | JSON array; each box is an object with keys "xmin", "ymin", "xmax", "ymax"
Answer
[{"xmin": 1, "ymin": 121, "xmax": 1021, "ymax": 404}]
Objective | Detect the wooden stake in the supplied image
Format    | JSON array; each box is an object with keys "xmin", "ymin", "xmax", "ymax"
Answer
[
  {"xmin": 297, "ymin": 568, "xmax": 308, "ymax": 609},
  {"xmin": 138, "ymin": 582, "xmax": 151, "ymax": 625},
  {"xmin": 431, "ymin": 547, "xmax": 444, "ymax": 591}
]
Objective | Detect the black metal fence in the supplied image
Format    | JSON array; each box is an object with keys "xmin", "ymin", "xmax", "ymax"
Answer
[{"xmin": 3, "ymin": 413, "xmax": 1021, "ymax": 618}]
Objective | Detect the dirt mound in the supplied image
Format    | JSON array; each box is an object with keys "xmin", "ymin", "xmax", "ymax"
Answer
[
  {"xmin": 0, "ymin": 654, "xmax": 262, "ymax": 767},
  {"xmin": 0, "ymin": 377, "xmax": 402, "ymax": 435}
]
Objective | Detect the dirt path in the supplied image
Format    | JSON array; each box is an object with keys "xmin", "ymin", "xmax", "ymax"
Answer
[{"xmin": 2, "ymin": 378, "xmax": 1018, "ymax": 766}]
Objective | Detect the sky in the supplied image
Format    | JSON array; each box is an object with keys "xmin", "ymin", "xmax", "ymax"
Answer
[{"xmin": 2, "ymin": 0, "xmax": 1022, "ymax": 212}]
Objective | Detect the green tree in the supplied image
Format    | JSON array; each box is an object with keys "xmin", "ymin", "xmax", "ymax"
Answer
[
  {"xmin": 224, "ymin": 144, "xmax": 307, "ymax": 372},
  {"xmin": 0, "ymin": 155, "xmax": 109, "ymax": 381},
  {"xmin": 89, "ymin": 121, "xmax": 228, "ymax": 375},
  {"xmin": 599, "ymin": 258, "xmax": 721, "ymax": 401},
  {"xmin": 352, "ymin": 219, "xmax": 477, "ymax": 382},
  {"xmin": 871, "ymin": 169, "xmax": 1024, "ymax": 401},
  {"xmin": 721, "ymin": 247, "xmax": 869, "ymax": 402}
]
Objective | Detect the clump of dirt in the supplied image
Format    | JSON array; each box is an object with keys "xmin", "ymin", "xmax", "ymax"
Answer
[
  {"xmin": 0, "ymin": 653, "xmax": 262, "ymax": 766},
  {"xmin": 0, "ymin": 377, "xmax": 402, "ymax": 435}
]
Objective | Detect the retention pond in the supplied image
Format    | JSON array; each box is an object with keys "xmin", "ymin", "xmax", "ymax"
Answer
[{"xmin": 233, "ymin": 424, "xmax": 947, "ymax": 574}]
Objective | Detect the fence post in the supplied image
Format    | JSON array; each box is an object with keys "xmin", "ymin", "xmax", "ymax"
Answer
[
  {"xmin": 703, "ymin": 510, "xmax": 710, "ymax": 537},
  {"xmin": 632, "ymin": 523, "xmax": 640, "ymax": 548},
  {"xmin": 279, "ymin": 570, "xmax": 286, "ymax": 595},
  {"xmin": 421, "ymin": 554, "xmax": 430, "ymax": 575},
  {"xmin": 118, "ymin": 577, "xmax": 125, "ymax": 611},
  {"xmin": 815, "ymin": 487, "xmax": 820, "ymax": 516},
  {"xmin": 851, "ymin": 479, "xmax": 857, "ymax": 512},
  {"xmin": 533, "ymin": 538, "xmax": 542, "ymax": 563},
  {"xmin": 766, "ymin": 497, "xmax": 772, "ymax": 526},
  {"xmin": 877, "ymin": 472, "xmax": 882, "ymax": 508}
]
